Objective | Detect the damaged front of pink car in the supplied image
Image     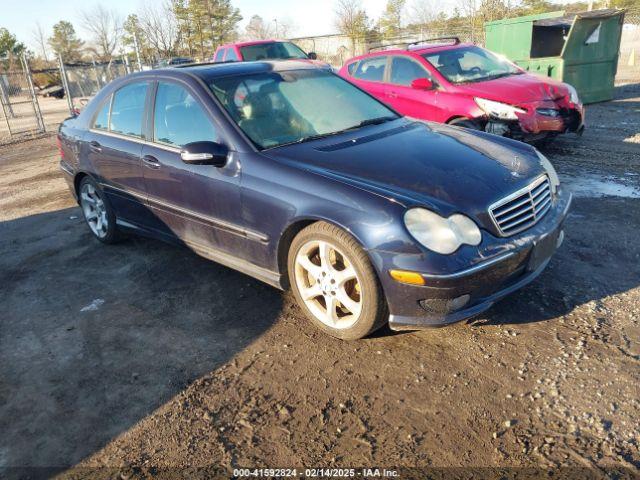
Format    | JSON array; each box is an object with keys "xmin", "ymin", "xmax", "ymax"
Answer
[{"xmin": 469, "ymin": 76, "xmax": 585, "ymax": 143}]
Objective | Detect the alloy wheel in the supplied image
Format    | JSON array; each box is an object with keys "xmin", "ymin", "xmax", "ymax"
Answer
[
  {"xmin": 294, "ymin": 239, "xmax": 363, "ymax": 329},
  {"xmin": 80, "ymin": 182, "xmax": 108, "ymax": 239}
]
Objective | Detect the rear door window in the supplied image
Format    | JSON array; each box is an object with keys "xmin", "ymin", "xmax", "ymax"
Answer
[
  {"xmin": 153, "ymin": 82, "xmax": 218, "ymax": 147},
  {"xmin": 225, "ymin": 48, "xmax": 239, "ymax": 61},
  {"xmin": 389, "ymin": 56, "xmax": 431, "ymax": 86},
  {"xmin": 214, "ymin": 49, "xmax": 226, "ymax": 62},
  {"xmin": 109, "ymin": 82, "xmax": 148, "ymax": 138},
  {"xmin": 353, "ymin": 56, "xmax": 387, "ymax": 82}
]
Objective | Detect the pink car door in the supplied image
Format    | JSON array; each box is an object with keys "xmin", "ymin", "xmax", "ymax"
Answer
[
  {"xmin": 350, "ymin": 55, "xmax": 389, "ymax": 105},
  {"xmin": 384, "ymin": 55, "xmax": 446, "ymax": 122}
]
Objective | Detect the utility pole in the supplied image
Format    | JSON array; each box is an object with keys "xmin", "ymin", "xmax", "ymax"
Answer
[{"xmin": 274, "ymin": 18, "xmax": 279, "ymax": 38}]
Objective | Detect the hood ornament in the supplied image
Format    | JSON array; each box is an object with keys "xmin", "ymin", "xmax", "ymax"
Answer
[{"xmin": 510, "ymin": 155, "xmax": 523, "ymax": 177}]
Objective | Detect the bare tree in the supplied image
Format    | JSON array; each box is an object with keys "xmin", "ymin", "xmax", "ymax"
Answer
[
  {"xmin": 334, "ymin": 0, "xmax": 370, "ymax": 54},
  {"xmin": 32, "ymin": 22, "xmax": 49, "ymax": 62},
  {"xmin": 411, "ymin": 0, "xmax": 437, "ymax": 26},
  {"xmin": 245, "ymin": 15, "xmax": 273, "ymax": 40},
  {"xmin": 138, "ymin": 1, "xmax": 178, "ymax": 61},
  {"xmin": 79, "ymin": 5, "xmax": 123, "ymax": 62},
  {"xmin": 275, "ymin": 17, "xmax": 296, "ymax": 38}
]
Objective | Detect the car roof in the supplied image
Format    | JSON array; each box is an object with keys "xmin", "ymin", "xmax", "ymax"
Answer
[
  {"xmin": 347, "ymin": 42, "xmax": 475, "ymax": 63},
  {"xmin": 131, "ymin": 60, "xmax": 324, "ymax": 81},
  {"xmin": 218, "ymin": 39, "xmax": 287, "ymax": 49}
]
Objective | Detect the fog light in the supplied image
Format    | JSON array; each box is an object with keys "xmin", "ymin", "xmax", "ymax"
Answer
[
  {"xmin": 389, "ymin": 270, "xmax": 425, "ymax": 286},
  {"xmin": 450, "ymin": 294, "xmax": 471, "ymax": 311},
  {"xmin": 419, "ymin": 294, "xmax": 470, "ymax": 314},
  {"xmin": 557, "ymin": 230, "xmax": 565, "ymax": 248}
]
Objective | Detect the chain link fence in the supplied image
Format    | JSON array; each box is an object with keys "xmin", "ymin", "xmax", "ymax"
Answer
[
  {"xmin": 292, "ymin": 27, "xmax": 478, "ymax": 68},
  {"xmin": 0, "ymin": 55, "xmax": 46, "ymax": 144},
  {"xmin": 58, "ymin": 56, "xmax": 140, "ymax": 114}
]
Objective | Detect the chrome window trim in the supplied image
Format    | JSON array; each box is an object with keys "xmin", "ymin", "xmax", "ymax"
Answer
[{"xmin": 88, "ymin": 128, "xmax": 182, "ymax": 153}]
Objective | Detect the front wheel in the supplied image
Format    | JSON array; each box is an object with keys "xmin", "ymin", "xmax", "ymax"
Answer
[{"xmin": 288, "ymin": 222, "xmax": 388, "ymax": 340}]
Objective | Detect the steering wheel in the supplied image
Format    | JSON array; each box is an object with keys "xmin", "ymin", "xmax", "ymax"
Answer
[{"xmin": 469, "ymin": 66, "xmax": 483, "ymax": 75}]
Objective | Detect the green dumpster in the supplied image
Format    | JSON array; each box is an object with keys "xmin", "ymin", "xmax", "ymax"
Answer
[{"xmin": 485, "ymin": 9, "xmax": 626, "ymax": 103}]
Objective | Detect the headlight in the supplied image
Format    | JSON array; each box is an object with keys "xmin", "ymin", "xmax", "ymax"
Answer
[
  {"xmin": 475, "ymin": 97, "xmax": 526, "ymax": 121},
  {"xmin": 404, "ymin": 208, "xmax": 482, "ymax": 255},
  {"xmin": 536, "ymin": 150, "xmax": 560, "ymax": 193},
  {"xmin": 566, "ymin": 84, "xmax": 580, "ymax": 104}
]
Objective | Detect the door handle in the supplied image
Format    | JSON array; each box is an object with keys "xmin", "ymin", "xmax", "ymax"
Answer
[
  {"xmin": 142, "ymin": 154, "xmax": 160, "ymax": 170},
  {"xmin": 387, "ymin": 91, "xmax": 398, "ymax": 99},
  {"xmin": 89, "ymin": 141, "xmax": 102, "ymax": 153}
]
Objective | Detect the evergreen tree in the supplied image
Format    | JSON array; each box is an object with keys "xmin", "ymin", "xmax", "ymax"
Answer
[{"xmin": 48, "ymin": 21, "xmax": 84, "ymax": 62}]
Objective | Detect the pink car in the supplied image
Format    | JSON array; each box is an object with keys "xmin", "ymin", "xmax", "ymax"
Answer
[
  {"xmin": 212, "ymin": 39, "xmax": 318, "ymax": 63},
  {"xmin": 338, "ymin": 38, "xmax": 585, "ymax": 143}
]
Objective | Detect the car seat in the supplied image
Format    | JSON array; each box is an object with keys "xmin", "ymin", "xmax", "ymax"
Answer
[
  {"xmin": 238, "ymin": 90, "xmax": 293, "ymax": 145},
  {"xmin": 438, "ymin": 55, "xmax": 462, "ymax": 79}
]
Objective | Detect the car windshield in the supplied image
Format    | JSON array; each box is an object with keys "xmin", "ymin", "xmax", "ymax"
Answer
[
  {"xmin": 423, "ymin": 46, "xmax": 521, "ymax": 84},
  {"xmin": 240, "ymin": 42, "xmax": 309, "ymax": 61},
  {"xmin": 208, "ymin": 69, "xmax": 398, "ymax": 149}
]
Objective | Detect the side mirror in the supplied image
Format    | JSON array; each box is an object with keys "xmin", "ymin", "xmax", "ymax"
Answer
[
  {"xmin": 308, "ymin": 52, "xmax": 318, "ymax": 60},
  {"xmin": 411, "ymin": 77, "xmax": 435, "ymax": 90},
  {"xmin": 180, "ymin": 141, "xmax": 228, "ymax": 167}
]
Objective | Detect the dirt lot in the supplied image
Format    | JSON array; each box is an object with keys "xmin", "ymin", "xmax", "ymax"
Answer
[{"xmin": 1, "ymin": 85, "xmax": 639, "ymax": 480}]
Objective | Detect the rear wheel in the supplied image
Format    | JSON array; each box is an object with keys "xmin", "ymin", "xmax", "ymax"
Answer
[
  {"xmin": 78, "ymin": 176, "xmax": 120, "ymax": 244},
  {"xmin": 288, "ymin": 222, "xmax": 388, "ymax": 340}
]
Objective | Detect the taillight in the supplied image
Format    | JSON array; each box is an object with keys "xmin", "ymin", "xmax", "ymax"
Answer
[{"xmin": 56, "ymin": 136, "xmax": 65, "ymax": 159}]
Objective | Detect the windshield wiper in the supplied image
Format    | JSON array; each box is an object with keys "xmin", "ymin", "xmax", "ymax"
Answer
[
  {"xmin": 344, "ymin": 115, "xmax": 398, "ymax": 131},
  {"xmin": 267, "ymin": 116, "xmax": 398, "ymax": 149}
]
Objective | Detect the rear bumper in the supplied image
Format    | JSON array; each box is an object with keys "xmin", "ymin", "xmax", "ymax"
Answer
[
  {"xmin": 373, "ymin": 189, "xmax": 572, "ymax": 330},
  {"xmin": 60, "ymin": 160, "xmax": 78, "ymax": 201}
]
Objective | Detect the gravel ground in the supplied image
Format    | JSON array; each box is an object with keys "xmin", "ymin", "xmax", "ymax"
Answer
[{"xmin": 0, "ymin": 85, "xmax": 639, "ymax": 480}]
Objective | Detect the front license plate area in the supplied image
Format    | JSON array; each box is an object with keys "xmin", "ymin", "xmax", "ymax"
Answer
[{"xmin": 527, "ymin": 231, "xmax": 559, "ymax": 272}]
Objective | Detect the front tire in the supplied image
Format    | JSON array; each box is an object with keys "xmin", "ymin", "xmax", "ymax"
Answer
[
  {"xmin": 78, "ymin": 176, "xmax": 120, "ymax": 244},
  {"xmin": 288, "ymin": 222, "xmax": 388, "ymax": 340}
]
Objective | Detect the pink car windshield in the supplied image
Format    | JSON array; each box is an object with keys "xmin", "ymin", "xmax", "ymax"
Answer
[{"xmin": 423, "ymin": 46, "xmax": 521, "ymax": 84}]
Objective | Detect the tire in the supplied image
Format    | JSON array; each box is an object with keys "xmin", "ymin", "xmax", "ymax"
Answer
[
  {"xmin": 448, "ymin": 118, "xmax": 481, "ymax": 130},
  {"xmin": 78, "ymin": 176, "xmax": 121, "ymax": 244},
  {"xmin": 287, "ymin": 221, "xmax": 388, "ymax": 340}
]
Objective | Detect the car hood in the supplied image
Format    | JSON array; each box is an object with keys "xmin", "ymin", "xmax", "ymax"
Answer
[
  {"xmin": 266, "ymin": 119, "xmax": 546, "ymax": 225},
  {"xmin": 459, "ymin": 73, "xmax": 571, "ymax": 105}
]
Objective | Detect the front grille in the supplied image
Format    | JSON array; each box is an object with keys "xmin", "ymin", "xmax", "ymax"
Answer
[{"xmin": 489, "ymin": 176, "xmax": 552, "ymax": 236}]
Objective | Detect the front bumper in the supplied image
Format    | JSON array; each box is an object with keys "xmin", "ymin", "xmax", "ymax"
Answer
[
  {"xmin": 484, "ymin": 104, "xmax": 585, "ymax": 142},
  {"xmin": 372, "ymin": 189, "xmax": 572, "ymax": 330}
]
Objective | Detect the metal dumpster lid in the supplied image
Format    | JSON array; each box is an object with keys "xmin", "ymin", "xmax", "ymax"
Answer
[{"xmin": 534, "ymin": 8, "xmax": 625, "ymax": 27}]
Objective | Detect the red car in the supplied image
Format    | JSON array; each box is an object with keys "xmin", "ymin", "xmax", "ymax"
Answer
[
  {"xmin": 338, "ymin": 38, "xmax": 584, "ymax": 143},
  {"xmin": 212, "ymin": 39, "xmax": 318, "ymax": 63}
]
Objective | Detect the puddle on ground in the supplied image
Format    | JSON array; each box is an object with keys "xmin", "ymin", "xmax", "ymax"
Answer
[{"xmin": 561, "ymin": 173, "xmax": 640, "ymax": 199}]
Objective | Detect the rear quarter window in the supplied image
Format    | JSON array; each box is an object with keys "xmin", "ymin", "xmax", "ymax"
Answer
[
  {"xmin": 225, "ymin": 49, "xmax": 239, "ymax": 61},
  {"xmin": 347, "ymin": 62, "xmax": 358, "ymax": 76}
]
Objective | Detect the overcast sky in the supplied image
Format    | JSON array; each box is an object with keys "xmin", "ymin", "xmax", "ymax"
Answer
[{"xmin": 5, "ymin": 0, "xmax": 576, "ymax": 53}]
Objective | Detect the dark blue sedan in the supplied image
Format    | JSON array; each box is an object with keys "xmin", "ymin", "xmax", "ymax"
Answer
[{"xmin": 58, "ymin": 61, "xmax": 571, "ymax": 339}]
